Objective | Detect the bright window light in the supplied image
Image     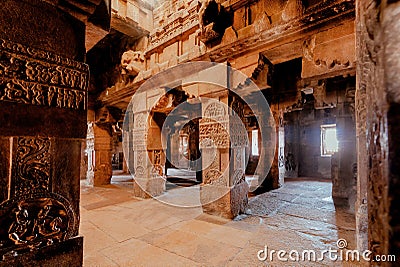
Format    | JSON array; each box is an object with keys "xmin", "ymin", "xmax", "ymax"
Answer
[
  {"xmin": 252, "ymin": 129, "xmax": 259, "ymax": 156},
  {"xmin": 321, "ymin": 124, "xmax": 338, "ymax": 156}
]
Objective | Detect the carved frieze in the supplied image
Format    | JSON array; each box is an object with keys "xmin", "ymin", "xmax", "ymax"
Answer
[
  {"xmin": 0, "ymin": 79, "xmax": 86, "ymax": 110},
  {"xmin": 208, "ymin": 0, "xmax": 355, "ymax": 62},
  {"xmin": 147, "ymin": 3, "xmax": 199, "ymax": 52},
  {"xmin": 0, "ymin": 38, "xmax": 88, "ymax": 110},
  {"xmin": 203, "ymin": 102, "xmax": 226, "ymax": 121},
  {"xmin": 199, "ymin": 122, "xmax": 229, "ymax": 148}
]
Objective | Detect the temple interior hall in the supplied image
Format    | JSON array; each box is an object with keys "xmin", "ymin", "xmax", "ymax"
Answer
[{"xmin": 0, "ymin": 0, "xmax": 400, "ymax": 266}]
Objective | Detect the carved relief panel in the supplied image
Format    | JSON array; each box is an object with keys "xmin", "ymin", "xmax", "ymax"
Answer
[
  {"xmin": 200, "ymin": 101, "xmax": 230, "ymax": 149},
  {"xmin": 11, "ymin": 137, "xmax": 52, "ymax": 196},
  {"xmin": 0, "ymin": 137, "xmax": 79, "ymax": 258}
]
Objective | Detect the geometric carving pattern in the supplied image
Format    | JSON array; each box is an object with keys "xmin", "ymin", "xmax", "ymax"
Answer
[{"xmin": 0, "ymin": 38, "xmax": 88, "ymax": 110}]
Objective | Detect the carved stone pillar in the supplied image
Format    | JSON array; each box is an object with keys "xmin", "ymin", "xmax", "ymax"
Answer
[
  {"xmin": 256, "ymin": 109, "xmax": 278, "ymax": 190},
  {"xmin": 80, "ymin": 140, "xmax": 88, "ymax": 180},
  {"xmin": 356, "ymin": 0, "xmax": 400, "ymax": 257},
  {"xmin": 199, "ymin": 93, "xmax": 249, "ymax": 219},
  {"xmin": 0, "ymin": 0, "xmax": 93, "ymax": 265},
  {"xmin": 86, "ymin": 122, "xmax": 113, "ymax": 186},
  {"xmin": 331, "ymin": 115, "xmax": 357, "ymax": 213},
  {"xmin": 132, "ymin": 110, "xmax": 166, "ymax": 198},
  {"xmin": 278, "ymin": 126, "xmax": 285, "ymax": 187}
]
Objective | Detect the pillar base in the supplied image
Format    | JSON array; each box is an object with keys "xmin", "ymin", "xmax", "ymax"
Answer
[
  {"xmin": 0, "ymin": 237, "xmax": 83, "ymax": 267},
  {"xmin": 133, "ymin": 177, "xmax": 166, "ymax": 198},
  {"xmin": 86, "ymin": 167, "xmax": 112, "ymax": 186},
  {"xmin": 201, "ymin": 181, "xmax": 249, "ymax": 219}
]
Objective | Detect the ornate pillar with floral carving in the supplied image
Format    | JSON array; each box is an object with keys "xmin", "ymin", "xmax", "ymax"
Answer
[{"xmin": 0, "ymin": 0, "xmax": 110, "ymax": 265}]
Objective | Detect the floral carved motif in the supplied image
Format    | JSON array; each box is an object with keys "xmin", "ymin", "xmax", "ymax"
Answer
[{"xmin": 12, "ymin": 137, "xmax": 51, "ymax": 196}]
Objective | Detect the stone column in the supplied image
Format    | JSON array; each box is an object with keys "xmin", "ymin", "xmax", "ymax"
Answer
[
  {"xmin": 199, "ymin": 93, "xmax": 249, "ymax": 219},
  {"xmin": 331, "ymin": 114, "xmax": 357, "ymax": 212},
  {"xmin": 0, "ymin": 0, "xmax": 97, "ymax": 265},
  {"xmin": 123, "ymin": 110, "xmax": 135, "ymax": 175},
  {"xmin": 278, "ymin": 126, "xmax": 285, "ymax": 186},
  {"xmin": 355, "ymin": 0, "xmax": 378, "ymax": 254},
  {"xmin": 80, "ymin": 140, "xmax": 88, "ymax": 180},
  {"xmin": 132, "ymin": 110, "xmax": 166, "ymax": 198},
  {"xmin": 86, "ymin": 122, "xmax": 113, "ymax": 186},
  {"xmin": 356, "ymin": 0, "xmax": 400, "ymax": 257},
  {"xmin": 256, "ymin": 108, "xmax": 279, "ymax": 190}
]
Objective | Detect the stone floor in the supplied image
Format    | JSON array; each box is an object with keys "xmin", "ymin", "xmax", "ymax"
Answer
[{"xmin": 80, "ymin": 176, "xmax": 363, "ymax": 266}]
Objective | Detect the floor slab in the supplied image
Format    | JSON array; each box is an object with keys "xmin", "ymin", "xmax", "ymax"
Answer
[{"xmin": 80, "ymin": 177, "xmax": 362, "ymax": 266}]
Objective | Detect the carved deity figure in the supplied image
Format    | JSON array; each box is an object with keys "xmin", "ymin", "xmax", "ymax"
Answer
[
  {"xmin": 8, "ymin": 203, "xmax": 30, "ymax": 245},
  {"xmin": 34, "ymin": 204, "xmax": 63, "ymax": 240},
  {"xmin": 8, "ymin": 199, "xmax": 66, "ymax": 248}
]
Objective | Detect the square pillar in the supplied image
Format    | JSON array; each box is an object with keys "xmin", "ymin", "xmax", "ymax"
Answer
[
  {"xmin": 132, "ymin": 111, "xmax": 166, "ymax": 198},
  {"xmin": 0, "ymin": 0, "xmax": 91, "ymax": 264},
  {"xmin": 86, "ymin": 123, "xmax": 113, "ymax": 186},
  {"xmin": 199, "ymin": 94, "xmax": 249, "ymax": 219}
]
